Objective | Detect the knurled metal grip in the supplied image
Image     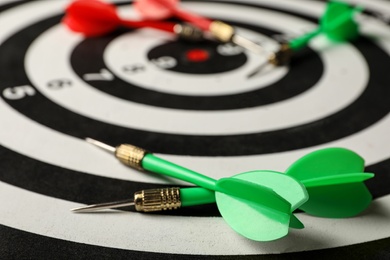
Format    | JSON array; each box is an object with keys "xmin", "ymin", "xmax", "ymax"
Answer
[
  {"xmin": 115, "ymin": 144, "xmax": 148, "ymax": 171},
  {"xmin": 134, "ymin": 188, "xmax": 182, "ymax": 212},
  {"xmin": 174, "ymin": 24, "xmax": 204, "ymax": 41},
  {"xmin": 209, "ymin": 21, "xmax": 235, "ymax": 42},
  {"xmin": 269, "ymin": 43, "xmax": 292, "ymax": 66}
]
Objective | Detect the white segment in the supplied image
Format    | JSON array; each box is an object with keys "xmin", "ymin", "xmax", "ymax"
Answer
[{"xmin": 0, "ymin": 181, "xmax": 389, "ymax": 255}]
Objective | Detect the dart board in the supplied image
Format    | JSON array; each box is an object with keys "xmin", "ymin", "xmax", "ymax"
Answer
[{"xmin": 1, "ymin": 0, "xmax": 390, "ymax": 258}]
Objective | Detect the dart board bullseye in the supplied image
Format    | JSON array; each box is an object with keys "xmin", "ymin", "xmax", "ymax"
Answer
[
  {"xmin": 185, "ymin": 48, "xmax": 209, "ymax": 62},
  {"xmin": 1, "ymin": 0, "xmax": 390, "ymax": 258},
  {"xmin": 147, "ymin": 40, "xmax": 247, "ymax": 73}
]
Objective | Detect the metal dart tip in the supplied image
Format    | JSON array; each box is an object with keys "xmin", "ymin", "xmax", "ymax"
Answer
[
  {"xmin": 85, "ymin": 137, "xmax": 116, "ymax": 153},
  {"xmin": 232, "ymin": 34, "xmax": 267, "ymax": 56},
  {"xmin": 71, "ymin": 188, "xmax": 182, "ymax": 213},
  {"xmin": 85, "ymin": 137, "xmax": 148, "ymax": 170},
  {"xmin": 246, "ymin": 60, "xmax": 269, "ymax": 78},
  {"xmin": 71, "ymin": 199, "xmax": 135, "ymax": 213},
  {"xmin": 209, "ymin": 21, "xmax": 268, "ymax": 56}
]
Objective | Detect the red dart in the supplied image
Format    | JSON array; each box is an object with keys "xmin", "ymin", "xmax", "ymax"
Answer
[
  {"xmin": 134, "ymin": 0, "xmax": 211, "ymax": 31},
  {"xmin": 133, "ymin": 0, "xmax": 178, "ymax": 20},
  {"xmin": 134, "ymin": 0, "xmax": 268, "ymax": 55},
  {"xmin": 63, "ymin": 0, "xmax": 177, "ymax": 37}
]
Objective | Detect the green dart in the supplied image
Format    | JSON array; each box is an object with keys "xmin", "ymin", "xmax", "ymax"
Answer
[
  {"xmin": 248, "ymin": 1, "xmax": 362, "ymax": 77},
  {"xmin": 79, "ymin": 139, "xmax": 373, "ymax": 230},
  {"xmin": 80, "ymin": 138, "xmax": 308, "ymax": 241},
  {"xmin": 289, "ymin": 0, "xmax": 362, "ymax": 51},
  {"xmin": 285, "ymin": 147, "xmax": 374, "ymax": 218}
]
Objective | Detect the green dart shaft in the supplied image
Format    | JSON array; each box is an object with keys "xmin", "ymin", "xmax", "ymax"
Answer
[
  {"xmin": 130, "ymin": 146, "xmax": 290, "ymax": 211},
  {"xmin": 117, "ymin": 143, "xmax": 289, "ymax": 211},
  {"xmin": 289, "ymin": 27, "xmax": 322, "ymax": 50},
  {"xmin": 84, "ymin": 138, "xmax": 215, "ymax": 189},
  {"xmin": 180, "ymin": 187, "xmax": 216, "ymax": 207},
  {"xmin": 142, "ymin": 153, "xmax": 217, "ymax": 191}
]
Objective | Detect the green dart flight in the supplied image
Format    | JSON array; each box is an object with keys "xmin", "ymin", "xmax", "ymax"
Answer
[
  {"xmin": 247, "ymin": 1, "xmax": 363, "ymax": 77},
  {"xmin": 285, "ymin": 147, "xmax": 374, "ymax": 218},
  {"xmin": 201, "ymin": 147, "xmax": 374, "ymax": 219},
  {"xmin": 289, "ymin": 0, "xmax": 362, "ymax": 51}
]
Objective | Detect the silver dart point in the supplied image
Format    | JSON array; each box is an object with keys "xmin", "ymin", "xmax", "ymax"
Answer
[
  {"xmin": 232, "ymin": 34, "xmax": 267, "ymax": 56},
  {"xmin": 71, "ymin": 199, "xmax": 135, "ymax": 213},
  {"xmin": 246, "ymin": 60, "xmax": 269, "ymax": 78},
  {"xmin": 85, "ymin": 137, "xmax": 116, "ymax": 153}
]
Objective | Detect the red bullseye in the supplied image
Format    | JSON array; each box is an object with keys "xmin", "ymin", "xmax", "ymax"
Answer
[{"xmin": 186, "ymin": 49, "xmax": 209, "ymax": 62}]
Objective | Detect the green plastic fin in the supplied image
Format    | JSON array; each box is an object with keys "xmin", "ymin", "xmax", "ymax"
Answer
[
  {"xmin": 214, "ymin": 171, "xmax": 308, "ymax": 241},
  {"xmin": 286, "ymin": 148, "xmax": 365, "ymax": 181},
  {"xmin": 300, "ymin": 182, "xmax": 372, "ymax": 218},
  {"xmin": 215, "ymin": 178, "xmax": 292, "ymax": 241},
  {"xmin": 320, "ymin": 1, "xmax": 361, "ymax": 42},
  {"xmin": 290, "ymin": 214, "xmax": 305, "ymax": 229},
  {"xmin": 302, "ymin": 172, "xmax": 374, "ymax": 188},
  {"xmin": 216, "ymin": 178, "xmax": 291, "ymax": 215},
  {"xmin": 288, "ymin": 1, "xmax": 361, "ymax": 50},
  {"xmin": 229, "ymin": 171, "xmax": 307, "ymax": 229},
  {"xmin": 231, "ymin": 170, "xmax": 308, "ymax": 211},
  {"xmin": 215, "ymin": 191, "xmax": 290, "ymax": 241},
  {"xmin": 286, "ymin": 148, "xmax": 374, "ymax": 217}
]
